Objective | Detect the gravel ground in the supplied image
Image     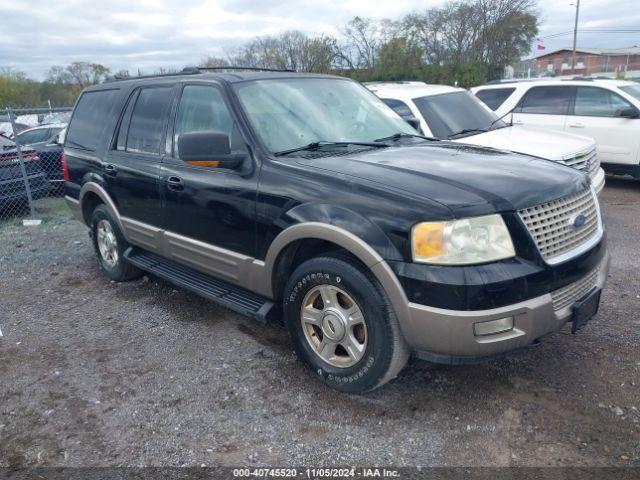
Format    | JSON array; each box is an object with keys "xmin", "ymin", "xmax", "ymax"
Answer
[{"xmin": 1, "ymin": 178, "xmax": 639, "ymax": 468}]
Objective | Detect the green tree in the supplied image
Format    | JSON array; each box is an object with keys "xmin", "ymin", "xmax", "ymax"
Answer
[{"xmin": 373, "ymin": 37, "xmax": 425, "ymax": 81}]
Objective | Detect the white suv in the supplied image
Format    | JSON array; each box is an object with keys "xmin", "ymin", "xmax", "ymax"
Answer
[
  {"xmin": 472, "ymin": 79, "xmax": 640, "ymax": 179},
  {"xmin": 366, "ymin": 82, "xmax": 605, "ymax": 192}
]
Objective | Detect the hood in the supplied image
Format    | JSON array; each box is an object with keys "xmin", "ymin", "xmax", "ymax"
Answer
[
  {"xmin": 295, "ymin": 143, "xmax": 588, "ymax": 217},
  {"xmin": 453, "ymin": 125, "xmax": 596, "ymax": 161}
]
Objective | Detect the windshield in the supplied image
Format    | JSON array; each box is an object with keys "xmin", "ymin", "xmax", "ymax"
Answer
[
  {"xmin": 412, "ymin": 91, "xmax": 506, "ymax": 139},
  {"xmin": 619, "ymin": 84, "xmax": 640, "ymax": 102},
  {"xmin": 234, "ymin": 78, "xmax": 416, "ymax": 153}
]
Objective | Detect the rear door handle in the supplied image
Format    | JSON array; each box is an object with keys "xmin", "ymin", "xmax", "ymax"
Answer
[
  {"xmin": 568, "ymin": 123, "xmax": 585, "ymax": 128},
  {"xmin": 167, "ymin": 176, "xmax": 184, "ymax": 191},
  {"xmin": 104, "ymin": 164, "xmax": 117, "ymax": 176}
]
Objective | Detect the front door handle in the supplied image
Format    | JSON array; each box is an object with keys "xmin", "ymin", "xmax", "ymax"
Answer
[
  {"xmin": 167, "ymin": 176, "xmax": 184, "ymax": 191},
  {"xmin": 568, "ymin": 123, "xmax": 585, "ymax": 128},
  {"xmin": 104, "ymin": 164, "xmax": 117, "ymax": 177}
]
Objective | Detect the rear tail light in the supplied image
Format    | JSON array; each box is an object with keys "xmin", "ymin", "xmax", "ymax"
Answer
[
  {"xmin": 61, "ymin": 152, "xmax": 70, "ymax": 181},
  {"xmin": 0, "ymin": 152, "xmax": 39, "ymax": 162}
]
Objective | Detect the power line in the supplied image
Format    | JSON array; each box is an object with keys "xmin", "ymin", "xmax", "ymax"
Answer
[{"xmin": 539, "ymin": 28, "xmax": 640, "ymax": 40}]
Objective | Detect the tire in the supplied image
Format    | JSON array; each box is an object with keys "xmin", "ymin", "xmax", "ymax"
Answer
[
  {"xmin": 90, "ymin": 204, "xmax": 142, "ymax": 282},
  {"xmin": 283, "ymin": 256, "xmax": 409, "ymax": 393}
]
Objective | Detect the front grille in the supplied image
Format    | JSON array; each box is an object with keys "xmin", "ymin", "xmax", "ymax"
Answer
[
  {"xmin": 551, "ymin": 261, "xmax": 601, "ymax": 310},
  {"xmin": 518, "ymin": 188, "xmax": 601, "ymax": 263},
  {"xmin": 561, "ymin": 148, "xmax": 598, "ymax": 174}
]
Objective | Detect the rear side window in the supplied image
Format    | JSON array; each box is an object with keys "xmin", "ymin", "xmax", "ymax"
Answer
[
  {"xmin": 381, "ymin": 98, "xmax": 413, "ymax": 118},
  {"xmin": 517, "ymin": 86, "xmax": 574, "ymax": 115},
  {"xmin": 15, "ymin": 128, "xmax": 49, "ymax": 145},
  {"xmin": 125, "ymin": 86, "xmax": 173, "ymax": 155},
  {"xmin": 474, "ymin": 88, "xmax": 515, "ymax": 111},
  {"xmin": 67, "ymin": 89, "xmax": 119, "ymax": 151}
]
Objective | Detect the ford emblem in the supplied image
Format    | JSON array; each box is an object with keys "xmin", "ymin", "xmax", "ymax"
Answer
[{"xmin": 571, "ymin": 213, "xmax": 587, "ymax": 228}]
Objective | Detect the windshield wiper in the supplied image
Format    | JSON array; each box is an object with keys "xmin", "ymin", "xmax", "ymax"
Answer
[
  {"xmin": 274, "ymin": 141, "xmax": 388, "ymax": 156},
  {"xmin": 489, "ymin": 106, "xmax": 517, "ymax": 129},
  {"xmin": 447, "ymin": 128, "xmax": 490, "ymax": 139},
  {"xmin": 374, "ymin": 132, "xmax": 438, "ymax": 143}
]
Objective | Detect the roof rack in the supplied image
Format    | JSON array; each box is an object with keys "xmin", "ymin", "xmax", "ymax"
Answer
[
  {"xmin": 105, "ymin": 68, "xmax": 201, "ymax": 82},
  {"xmin": 192, "ymin": 66, "xmax": 296, "ymax": 73},
  {"xmin": 565, "ymin": 76, "xmax": 594, "ymax": 81},
  {"xmin": 104, "ymin": 66, "xmax": 296, "ymax": 83}
]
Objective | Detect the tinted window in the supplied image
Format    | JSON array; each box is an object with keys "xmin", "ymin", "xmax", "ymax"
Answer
[
  {"xmin": 15, "ymin": 128, "xmax": 49, "ymax": 145},
  {"xmin": 174, "ymin": 85, "xmax": 233, "ymax": 157},
  {"xmin": 126, "ymin": 86, "xmax": 173, "ymax": 155},
  {"xmin": 67, "ymin": 89, "xmax": 119, "ymax": 151},
  {"xmin": 517, "ymin": 86, "xmax": 573, "ymax": 115},
  {"xmin": 574, "ymin": 86, "xmax": 633, "ymax": 117},
  {"xmin": 381, "ymin": 98, "xmax": 413, "ymax": 118},
  {"xmin": 412, "ymin": 91, "xmax": 504, "ymax": 139},
  {"xmin": 47, "ymin": 127, "xmax": 64, "ymax": 141},
  {"xmin": 474, "ymin": 88, "xmax": 515, "ymax": 111}
]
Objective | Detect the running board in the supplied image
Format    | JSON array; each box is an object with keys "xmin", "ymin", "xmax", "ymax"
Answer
[{"xmin": 124, "ymin": 247, "xmax": 278, "ymax": 324}]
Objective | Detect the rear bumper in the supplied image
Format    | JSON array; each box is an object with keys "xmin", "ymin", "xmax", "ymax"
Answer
[
  {"xmin": 591, "ymin": 167, "xmax": 605, "ymax": 194},
  {"xmin": 404, "ymin": 252, "xmax": 610, "ymax": 362}
]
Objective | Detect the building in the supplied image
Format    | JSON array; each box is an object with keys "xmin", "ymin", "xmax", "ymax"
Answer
[{"xmin": 534, "ymin": 47, "xmax": 640, "ymax": 77}]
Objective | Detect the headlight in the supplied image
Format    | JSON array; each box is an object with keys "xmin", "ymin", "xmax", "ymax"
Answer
[{"xmin": 411, "ymin": 214, "xmax": 515, "ymax": 265}]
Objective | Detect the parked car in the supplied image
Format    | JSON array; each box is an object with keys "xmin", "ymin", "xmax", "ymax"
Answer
[
  {"xmin": 366, "ymin": 82, "xmax": 605, "ymax": 193},
  {"xmin": 0, "ymin": 134, "xmax": 50, "ymax": 214},
  {"xmin": 14, "ymin": 123, "xmax": 67, "ymax": 186},
  {"xmin": 14, "ymin": 123, "xmax": 66, "ymax": 146},
  {"xmin": 0, "ymin": 121, "xmax": 30, "ymax": 138},
  {"xmin": 64, "ymin": 69, "xmax": 609, "ymax": 393},
  {"xmin": 471, "ymin": 78, "xmax": 640, "ymax": 179}
]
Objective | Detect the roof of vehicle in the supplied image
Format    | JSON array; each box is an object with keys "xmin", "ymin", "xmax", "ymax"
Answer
[
  {"xmin": 17, "ymin": 123, "xmax": 67, "ymax": 133},
  {"xmin": 474, "ymin": 77, "xmax": 639, "ymax": 89},
  {"xmin": 364, "ymin": 81, "xmax": 464, "ymax": 98},
  {"xmin": 89, "ymin": 69, "xmax": 346, "ymax": 91}
]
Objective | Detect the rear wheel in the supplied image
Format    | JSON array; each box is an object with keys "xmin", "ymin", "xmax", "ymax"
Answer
[
  {"xmin": 90, "ymin": 204, "xmax": 141, "ymax": 282},
  {"xmin": 283, "ymin": 256, "xmax": 409, "ymax": 393}
]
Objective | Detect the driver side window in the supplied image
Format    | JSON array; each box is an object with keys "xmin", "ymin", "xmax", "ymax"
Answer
[
  {"xmin": 174, "ymin": 85, "xmax": 233, "ymax": 158},
  {"xmin": 574, "ymin": 86, "xmax": 633, "ymax": 117}
]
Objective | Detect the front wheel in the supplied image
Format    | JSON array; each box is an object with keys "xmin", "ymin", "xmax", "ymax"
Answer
[{"xmin": 283, "ymin": 256, "xmax": 409, "ymax": 393}]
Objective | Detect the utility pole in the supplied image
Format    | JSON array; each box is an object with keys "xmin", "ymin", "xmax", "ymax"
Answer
[{"xmin": 571, "ymin": 0, "xmax": 581, "ymax": 74}]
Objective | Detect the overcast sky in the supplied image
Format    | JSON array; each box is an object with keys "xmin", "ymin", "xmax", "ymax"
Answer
[{"xmin": 1, "ymin": 0, "xmax": 639, "ymax": 79}]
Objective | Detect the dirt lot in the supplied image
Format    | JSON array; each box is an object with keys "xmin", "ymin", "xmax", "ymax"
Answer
[{"xmin": 1, "ymin": 178, "xmax": 639, "ymax": 468}]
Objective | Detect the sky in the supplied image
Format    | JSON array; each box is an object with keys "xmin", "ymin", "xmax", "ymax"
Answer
[{"xmin": 1, "ymin": 0, "xmax": 639, "ymax": 79}]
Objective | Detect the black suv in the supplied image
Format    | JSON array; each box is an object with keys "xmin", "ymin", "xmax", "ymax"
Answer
[{"xmin": 64, "ymin": 69, "xmax": 609, "ymax": 393}]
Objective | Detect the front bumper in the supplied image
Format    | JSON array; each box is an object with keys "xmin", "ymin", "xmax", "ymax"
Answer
[
  {"xmin": 591, "ymin": 167, "xmax": 605, "ymax": 194},
  {"xmin": 403, "ymin": 252, "xmax": 610, "ymax": 363}
]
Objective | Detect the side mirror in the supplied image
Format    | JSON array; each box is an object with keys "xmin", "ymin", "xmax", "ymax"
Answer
[
  {"xmin": 615, "ymin": 107, "xmax": 639, "ymax": 118},
  {"xmin": 403, "ymin": 115, "xmax": 421, "ymax": 131},
  {"xmin": 178, "ymin": 131, "xmax": 245, "ymax": 169}
]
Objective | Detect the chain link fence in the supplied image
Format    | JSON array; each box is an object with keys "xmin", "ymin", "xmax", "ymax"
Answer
[{"xmin": 0, "ymin": 107, "xmax": 72, "ymax": 220}]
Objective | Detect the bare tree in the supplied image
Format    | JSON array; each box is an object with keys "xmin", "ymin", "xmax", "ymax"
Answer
[{"xmin": 340, "ymin": 17, "xmax": 384, "ymax": 70}]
